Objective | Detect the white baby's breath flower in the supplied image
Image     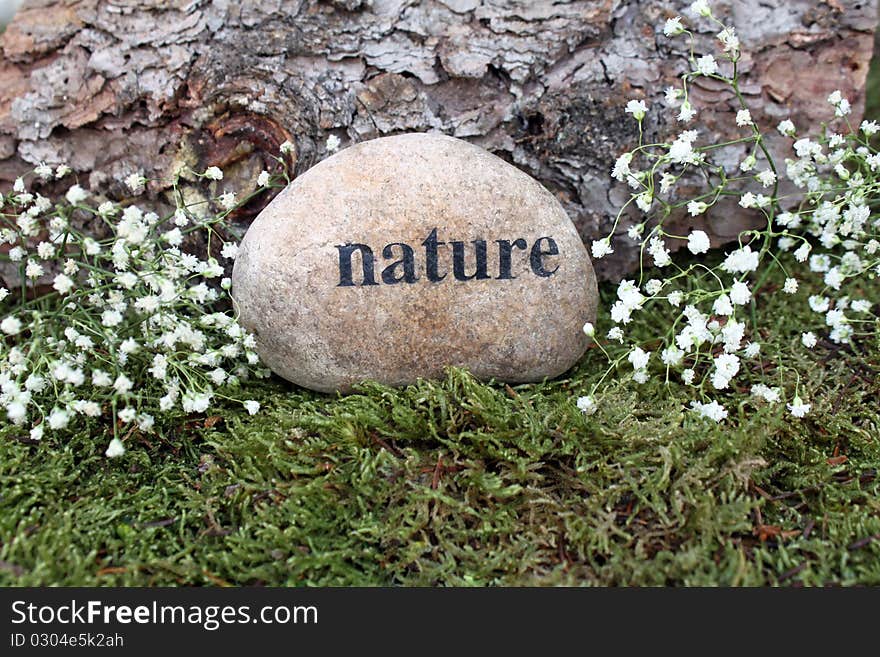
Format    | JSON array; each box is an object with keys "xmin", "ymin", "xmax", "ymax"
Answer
[
  {"xmin": 739, "ymin": 154, "xmax": 756, "ymax": 173},
  {"xmin": 6, "ymin": 400, "xmax": 28, "ymax": 425},
  {"xmin": 713, "ymin": 294, "xmax": 733, "ymax": 316},
  {"xmin": 777, "ymin": 119, "xmax": 796, "ymax": 137},
  {"xmin": 101, "ymin": 309, "xmax": 123, "ymax": 327},
  {"xmin": 628, "ymin": 347, "xmax": 650, "ymax": 371},
  {"xmin": 326, "ymin": 134, "xmax": 342, "ymax": 152},
  {"xmin": 114, "ymin": 374, "xmax": 133, "ymax": 395},
  {"xmin": 717, "ymin": 27, "xmax": 739, "ymax": 55},
  {"xmin": 203, "ymin": 166, "xmax": 223, "ymax": 181},
  {"xmin": 809, "ymin": 295, "xmax": 830, "ymax": 313},
  {"xmin": 659, "ymin": 174, "xmax": 676, "ymax": 194},
  {"xmin": 34, "ymin": 162, "xmax": 53, "ymax": 180},
  {"xmin": 591, "ymin": 238, "xmax": 613, "ymax": 259},
  {"xmin": 729, "ymin": 281, "xmax": 751, "ymax": 305},
  {"xmin": 661, "ymin": 345, "xmax": 683, "ymax": 366},
  {"xmin": 627, "ymin": 223, "xmax": 645, "ymax": 241},
  {"xmin": 751, "ymin": 384, "xmax": 780, "ymax": 403},
  {"xmin": 625, "ymin": 99, "xmax": 648, "ymax": 121},
  {"xmin": 735, "ymin": 109, "xmax": 752, "ymax": 127},
  {"xmin": 52, "ymin": 274, "xmax": 74, "ymax": 295},
  {"xmin": 860, "ymin": 120, "xmax": 880, "ymax": 137},
  {"xmin": 120, "ymin": 338, "xmax": 139, "ymax": 355},
  {"xmin": 138, "ymin": 414, "xmax": 155, "ymax": 432},
  {"xmin": 824, "ymin": 267, "xmax": 844, "ymax": 290},
  {"xmin": 221, "ymin": 242, "xmax": 239, "ymax": 260},
  {"xmin": 25, "ymin": 261, "xmax": 44, "ymax": 279},
  {"xmin": 65, "ymin": 184, "xmax": 88, "ymax": 205},
  {"xmin": 648, "ymin": 237, "xmax": 671, "ymax": 267},
  {"xmin": 644, "ymin": 279, "xmax": 662, "ymax": 296},
  {"xmin": 663, "ymin": 17, "xmax": 685, "ymax": 37},
  {"xmin": 36, "ymin": 242, "xmax": 54, "ymax": 259},
  {"xmin": 124, "ymin": 173, "xmax": 145, "ymax": 193},
  {"xmin": 668, "ymin": 130, "xmax": 700, "ymax": 164},
  {"xmin": 611, "ymin": 152, "xmax": 633, "ymax": 182},
  {"xmin": 91, "ymin": 370, "xmax": 112, "ymax": 387},
  {"xmin": 677, "ymin": 100, "xmax": 696, "ymax": 123},
  {"xmin": 208, "ymin": 368, "xmax": 227, "ymax": 386},
  {"xmin": 827, "ymin": 90, "xmax": 851, "ymax": 117},
  {"xmin": 218, "ymin": 192, "xmax": 236, "ymax": 210},
  {"xmin": 280, "ymin": 140, "xmax": 295, "ymax": 154},
  {"xmin": 783, "ymin": 278, "xmax": 798, "ymax": 294},
  {"xmin": 576, "ymin": 395, "xmax": 597, "ymax": 415},
  {"xmin": 721, "ymin": 245, "xmax": 759, "ymax": 274},
  {"xmin": 756, "ymin": 169, "xmax": 776, "ymax": 187},
  {"xmin": 96, "ymin": 201, "xmax": 117, "ymax": 219},
  {"xmin": 257, "ymin": 170, "xmax": 271, "ymax": 187},
  {"xmin": 689, "ymin": 0, "xmax": 712, "ymax": 19},
  {"xmin": 635, "ymin": 191, "xmax": 653, "ymax": 213},
  {"xmin": 851, "ymin": 299, "xmax": 872, "ymax": 314},
  {"xmin": 200, "ymin": 258, "xmax": 224, "ymax": 278},
  {"xmin": 694, "ymin": 54, "xmax": 718, "ymax": 76},
  {"xmin": 81, "ymin": 238, "xmax": 101, "ymax": 257},
  {"xmin": 665, "ymin": 86, "xmax": 683, "ymax": 107},
  {"xmin": 690, "ymin": 400, "xmax": 727, "ymax": 422},
  {"xmin": 48, "ymin": 408, "xmax": 71, "ymax": 430},
  {"xmin": 687, "ymin": 200, "xmax": 708, "ymax": 216},
  {"xmin": 244, "ymin": 400, "xmax": 261, "ymax": 415},
  {"xmin": 787, "ymin": 396, "xmax": 811, "ymax": 418},
  {"xmin": 687, "ymin": 230, "xmax": 710, "ymax": 254},
  {"xmin": 1, "ymin": 315, "xmax": 22, "ymax": 335},
  {"xmin": 105, "ymin": 438, "xmax": 126, "ymax": 458},
  {"xmin": 163, "ymin": 228, "xmax": 183, "ymax": 247}
]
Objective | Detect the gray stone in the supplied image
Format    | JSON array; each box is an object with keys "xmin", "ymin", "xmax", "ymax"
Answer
[{"xmin": 232, "ymin": 133, "xmax": 597, "ymax": 393}]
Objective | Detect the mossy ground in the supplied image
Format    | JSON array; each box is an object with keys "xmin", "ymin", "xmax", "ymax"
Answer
[{"xmin": 1, "ymin": 253, "xmax": 878, "ymax": 587}]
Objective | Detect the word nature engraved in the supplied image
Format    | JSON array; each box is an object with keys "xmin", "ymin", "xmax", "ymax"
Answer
[{"xmin": 336, "ymin": 228, "xmax": 560, "ymax": 287}]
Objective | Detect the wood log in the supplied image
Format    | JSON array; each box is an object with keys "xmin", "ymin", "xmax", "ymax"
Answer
[{"xmin": 1, "ymin": 0, "xmax": 876, "ymax": 280}]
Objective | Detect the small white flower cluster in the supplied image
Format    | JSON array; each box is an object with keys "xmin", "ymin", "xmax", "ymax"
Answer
[
  {"xmin": 0, "ymin": 165, "xmax": 278, "ymax": 455},
  {"xmin": 578, "ymin": 2, "xmax": 878, "ymax": 423}
]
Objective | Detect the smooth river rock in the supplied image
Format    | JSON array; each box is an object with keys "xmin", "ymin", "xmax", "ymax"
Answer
[{"xmin": 232, "ymin": 132, "xmax": 597, "ymax": 393}]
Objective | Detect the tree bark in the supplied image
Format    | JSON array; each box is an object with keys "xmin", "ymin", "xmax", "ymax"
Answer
[{"xmin": 1, "ymin": 0, "xmax": 876, "ymax": 280}]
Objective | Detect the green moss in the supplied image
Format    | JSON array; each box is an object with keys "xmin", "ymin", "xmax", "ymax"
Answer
[{"xmin": 1, "ymin": 257, "xmax": 879, "ymax": 587}]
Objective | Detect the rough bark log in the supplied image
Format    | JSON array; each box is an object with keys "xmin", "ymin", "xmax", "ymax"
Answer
[{"xmin": 0, "ymin": 0, "xmax": 876, "ymax": 281}]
